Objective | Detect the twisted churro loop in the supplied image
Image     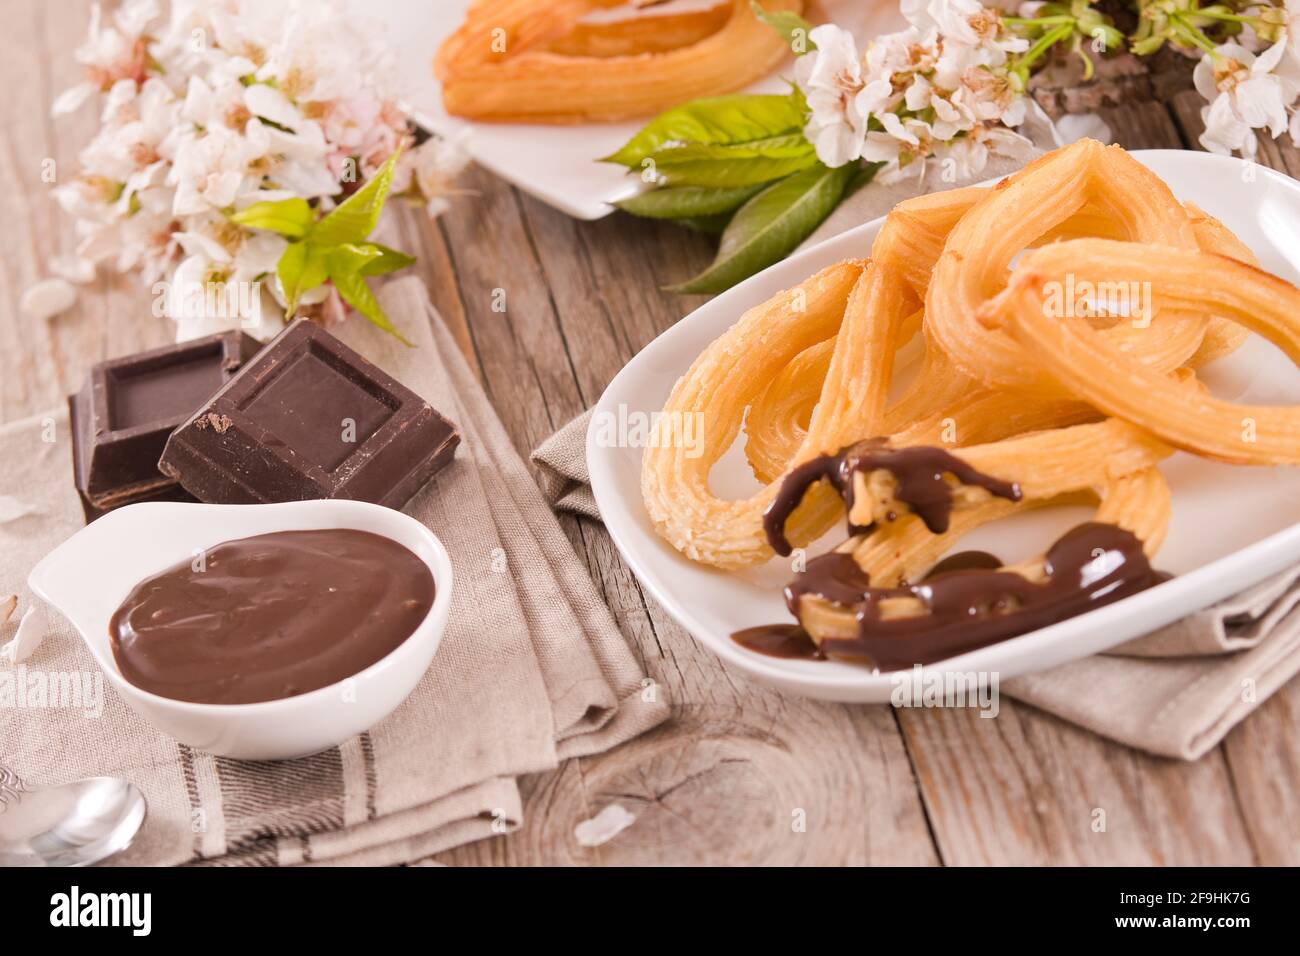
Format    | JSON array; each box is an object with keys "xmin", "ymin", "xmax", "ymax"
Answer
[
  {"xmin": 742, "ymin": 151, "xmax": 1247, "ymax": 478},
  {"xmin": 641, "ymin": 139, "xmax": 1293, "ymax": 667},
  {"xmin": 643, "ymin": 260, "xmax": 919, "ymax": 569},
  {"xmin": 985, "ymin": 239, "xmax": 1300, "ymax": 464},
  {"xmin": 435, "ymin": 0, "xmax": 803, "ymax": 123},
  {"xmin": 926, "ymin": 141, "xmax": 1203, "ymax": 391},
  {"xmin": 1184, "ymin": 203, "xmax": 1257, "ymax": 367},
  {"xmin": 795, "ymin": 464, "xmax": 1172, "ymax": 648}
]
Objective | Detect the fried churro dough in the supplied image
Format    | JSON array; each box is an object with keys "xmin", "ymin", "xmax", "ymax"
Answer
[
  {"xmin": 640, "ymin": 138, "xmax": 1291, "ymax": 665},
  {"xmin": 436, "ymin": 0, "xmax": 802, "ymax": 123},
  {"xmin": 642, "ymin": 260, "xmax": 918, "ymax": 569},
  {"xmin": 1185, "ymin": 202, "xmax": 1257, "ymax": 367},
  {"xmin": 984, "ymin": 239, "xmax": 1300, "ymax": 464},
  {"xmin": 926, "ymin": 141, "xmax": 1205, "ymax": 392},
  {"xmin": 744, "ymin": 337, "xmax": 834, "ymax": 485},
  {"xmin": 796, "ymin": 465, "xmax": 1171, "ymax": 644},
  {"xmin": 743, "ymin": 309, "xmax": 924, "ymax": 484},
  {"xmin": 773, "ymin": 417, "xmax": 1170, "ymax": 584},
  {"xmin": 542, "ymin": 1, "xmax": 732, "ymax": 58}
]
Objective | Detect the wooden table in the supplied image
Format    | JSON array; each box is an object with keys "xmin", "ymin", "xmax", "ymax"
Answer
[{"xmin": 6, "ymin": 1, "xmax": 1299, "ymax": 865}]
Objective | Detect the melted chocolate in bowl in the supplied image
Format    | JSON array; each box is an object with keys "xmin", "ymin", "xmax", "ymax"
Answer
[{"xmin": 109, "ymin": 529, "xmax": 435, "ymax": 704}]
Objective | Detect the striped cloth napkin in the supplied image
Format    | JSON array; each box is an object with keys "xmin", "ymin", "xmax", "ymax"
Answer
[{"xmin": 0, "ymin": 277, "xmax": 667, "ymax": 865}]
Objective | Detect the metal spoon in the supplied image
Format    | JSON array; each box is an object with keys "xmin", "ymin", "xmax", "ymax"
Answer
[{"xmin": 0, "ymin": 764, "xmax": 146, "ymax": 866}]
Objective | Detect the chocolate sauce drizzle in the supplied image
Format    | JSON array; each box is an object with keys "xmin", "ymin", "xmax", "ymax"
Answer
[
  {"xmin": 733, "ymin": 548, "xmax": 1003, "ymax": 660},
  {"xmin": 731, "ymin": 523, "xmax": 1168, "ymax": 671},
  {"xmin": 920, "ymin": 550, "xmax": 1002, "ymax": 581},
  {"xmin": 730, "ymin": 624, "xmax": 823, "ymax": 660},
  {"xmin": 763, "ymin": 440, "xmax": 1022, "ymax": 556}
]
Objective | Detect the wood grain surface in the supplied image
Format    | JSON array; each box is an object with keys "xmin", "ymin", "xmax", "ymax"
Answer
[{"xmin": 4, "ymin": 0, "xmax": 1298, "ymax": 866}]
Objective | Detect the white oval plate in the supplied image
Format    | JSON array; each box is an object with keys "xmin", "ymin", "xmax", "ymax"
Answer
[
  {"xmin": 352, "ymin": 0, "xmax": 905, "ymax": 219},
  {"xmin": 588, "ymin": 149, "xmax": 1300, "ymax": 701}
]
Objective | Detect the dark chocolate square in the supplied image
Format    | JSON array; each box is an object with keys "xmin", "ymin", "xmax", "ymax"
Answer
[
  {"xmin": 69, "ymin": 330, "xmax": 262, "ymax": 519},
  {"xmin": 239, "ymin": 350, "xmax": 395, "ymax": 471},
  {"xmin": 106, "ymin": 353, "xmax": 227, "ymax": 431},
  {"xmin": 158, "ymin": 318, "xmax": 460, "ymax": 509}
]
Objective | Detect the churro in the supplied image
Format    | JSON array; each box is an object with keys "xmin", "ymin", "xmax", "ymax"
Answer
[
  {"xmin": 436, "ymin": 0, "xmax": 802, "ymax": 123},
  {"xmin": 640, "ymin": 139, "xmax": 1295, "ymax": 668}
]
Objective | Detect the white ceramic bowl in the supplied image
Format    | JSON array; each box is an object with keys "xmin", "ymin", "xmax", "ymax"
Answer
[{"xmin": 28, "ymin": 500, "xmax": 453, "ymax": 760}]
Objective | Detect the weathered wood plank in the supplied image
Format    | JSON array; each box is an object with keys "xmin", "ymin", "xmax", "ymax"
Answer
[
  {"xmin": 902, "ymin": 704, "xmax": 1256, "ymax": 865},
  {"xmin": 1097, "ymin": 99, "xmax": 1188, "ymax": 150},
  {"xmin": 1219, "ymin": 684, "xmax": 1300, "ymax": 865}
]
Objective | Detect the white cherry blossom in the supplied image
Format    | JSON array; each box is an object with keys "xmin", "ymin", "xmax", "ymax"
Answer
[
  {"xmin": 50, "ymin": 0, "xmax": 460, "ymax": 340},
  {"xmin": 862, "ymin": 114, "xmax": 941, "ymax": 179},
  {"xmin": 904, "ymin": 0, "xmax": 1027, "ymax": 58},
  {"xmin": 396, "ymin": 133, "xmax": 473, "ymax": 219},
  {"xmin": 936, "ymin": 125, "xmax": 1036, "ymax": 177},
  {"xmin": 795, "ymin": 24, "xmax": 872, "ymax": 167},
  {"xmin": 52, "ymin": 0, "xmax": 159, "ymax": 115},
  {"xmin": 168, "ymin": 122, "xmax": 268, "ymax": 215},
  {"xmin": 817, "ymin": 0, "xmax": 1032, "ymax": 181},
  {"xmin": 1195, "ymin": 41, "xmax": 1300, "ymax": 158}
]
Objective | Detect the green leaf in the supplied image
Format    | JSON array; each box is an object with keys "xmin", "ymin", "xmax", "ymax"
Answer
[
  {"xmin": 327, "ymin": 248, "xmax": 412, "ymax": 346},
  {"xmin": 616, "ymin": 183, "xmax": 764, "ymax": 219},
  {"xmin": 602, "ymin": 93, "xmax": 805, "ymax": 168},
  {"xmin": 677, "ymin": 213, "xmax": 733, "ymax": 235},
  {"xmin": 276, "ymin": 241, "xmax": 329, "ymax": 315},
  {"xmin": 653, "ymin": 134, "xmax": 818, "ymax": 187},
  {"xmin": 308, "ymin": 149, "xmax": 401, "ymax": 247},
  {"xmin": 669, "ymin": 162, "xmax": 856, "ymax": 295},
  {"xmin": 328, "ymin": 242, "xmax": 383, "ymax": 275},
  {"xmin": 326, "ymin": 241, "xmax": 417, "ymax": 279},
  {"xmin": 357, "ymin": 242, "xmax": 416, "ymax": 276},
  {"xmin": 750, "ymin": 1, "xmax": 817, "ymax": 53},
  {"xmin": 230, "ymin": 198, "xmax": 315, "ymax": 238},
  {"xmin": 654, "ymin": 133, "xmax": 814, "ymax": 164}
]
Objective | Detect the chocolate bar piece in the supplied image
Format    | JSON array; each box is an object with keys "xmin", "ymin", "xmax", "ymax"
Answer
[
  {"xmin": 159, "ymin": 318, "xmax": 460, "ymax": 509},
  {"xmin": 69, "ymin": 330, "xmax": 262, "ymax": 521}
]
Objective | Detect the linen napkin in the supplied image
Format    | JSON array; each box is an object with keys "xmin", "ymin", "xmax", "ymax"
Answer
[
  {"xmin": 0, "ymin": 277, "xmax": 668, "ymax": 865},
  {"xmin": 530, "ymin": 142, "xmax": 1300, "ymax": 762}
]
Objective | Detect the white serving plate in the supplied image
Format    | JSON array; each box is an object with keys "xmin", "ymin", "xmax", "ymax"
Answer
[
  {"xmin": 587, "ymin": 150, "xmax": 1300, "ymax": 701},
  {"xmin": 353, "ymin": 0, "xmax": 904, "ymax": 219},
  {"xmin": 29, "ymin": 500, "xmax": 454, "ymax": 760}
]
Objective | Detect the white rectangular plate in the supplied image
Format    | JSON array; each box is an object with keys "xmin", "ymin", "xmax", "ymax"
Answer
[
  {"xmin": 587, "ymin": 150, "xmax": 1300, "ymax": 701},
  {"xmin": 351, "ymin": 0, "xmax": 905, "ymax": 219}
]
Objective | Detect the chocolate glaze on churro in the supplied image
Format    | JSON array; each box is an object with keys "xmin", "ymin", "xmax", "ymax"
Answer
[
  {"xmin": 919, "ymin": 550, "xmax": 1002, "ymax": 581},
  {"xmin": 730, "ymin": 624, "xmax": 823, "ymax": 660},
  {"xmin": 785, "ymin": 522, "xmax": 1165, "ymax": 670},
  {"xmin": 730, "ymin": 551, "xmax": 867, "ymax": 660},
  {"xmin": 763, "ymin": 440, "xmax": 1021, "ymax": 556}
]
